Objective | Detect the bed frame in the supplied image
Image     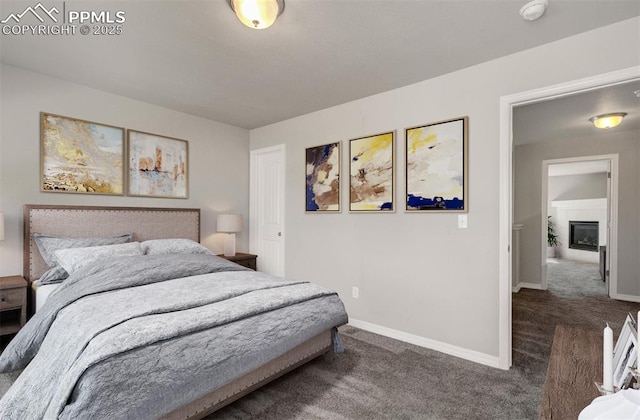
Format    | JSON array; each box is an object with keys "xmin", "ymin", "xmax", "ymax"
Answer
[
  {"xmin": 23, "ymin": 204, "xmax": 201, "ymax": 282},
  {"xmin": 23, "ymin": 204, "xmax": 333, "ymax": 419}
]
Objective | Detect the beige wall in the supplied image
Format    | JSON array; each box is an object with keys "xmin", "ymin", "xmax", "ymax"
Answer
[
  {"xmin": 548, "ymin": 173, "xmax": 607, "ymax": 206},
  {"xmin": 515, "ymin": 129, "xmax": 640, "ymax": 296},
  {"xmin": 0, "ymin": 64, "xmax": 251, "ymax": 276},
  {"xmin": 250, "ymin": 18, "xmax": 640, "ymax": 362}
]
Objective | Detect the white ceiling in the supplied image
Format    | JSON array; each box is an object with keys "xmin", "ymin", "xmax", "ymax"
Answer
[
  {"xmin": 1, "ymin": 1, "xmax": 639, "ymax": 129},
  {"xmin": 513, "ymin": 80, "xmax": 640, "ymax": 146}
]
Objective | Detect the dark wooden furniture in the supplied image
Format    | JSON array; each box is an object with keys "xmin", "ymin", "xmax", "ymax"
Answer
[
  {"xmin": 599, "ymin": 245, "xmax": 607, "ymax": 281},
  {"xmin": 219, "ymin": 253, "xmax": 257, "ymax": 270},
  {"xmin": 0, "ymin": 275, "xmax": 28, "ymax": 337},
  {"xmin": 539, "ymin": 325, "xmax": 602, "ymax": 420}
]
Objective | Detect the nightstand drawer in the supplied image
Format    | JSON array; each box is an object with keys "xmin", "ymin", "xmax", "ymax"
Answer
[
  {"xmin": 0, "ymin": 288, "xmax": 25, "ymax": 310},
  {"xmin": 236, "ymin": 259, "xmax": 257, "ymax": 270},
  {"xmin": 218, "ymin": 253, "xmax": 258, "ymax": 271}
]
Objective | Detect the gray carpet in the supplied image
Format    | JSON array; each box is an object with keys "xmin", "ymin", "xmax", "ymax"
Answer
[
  {"xmin": 211, "ymin": 326, "xmax": 539, "ymax": 420},
  {"xmin": 546, "ymin": 258, "xmax": 607, "ymax": 298},
  {"xmin": 2, "ymin": 258, "xmax": 639, "ymax": 419}
]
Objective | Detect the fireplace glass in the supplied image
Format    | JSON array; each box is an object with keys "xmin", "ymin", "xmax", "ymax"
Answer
[{"xmin": 569, "ymin": 221, "xmax": 598, "ymax": 252}]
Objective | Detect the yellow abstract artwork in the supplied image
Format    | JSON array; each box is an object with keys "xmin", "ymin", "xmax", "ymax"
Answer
[
  {"xmin": 349, "ymin": 131, "xmax": 394, "ymax": 212},
  {"xmin": 41, "ymin": 113, "xmax": 124, "ymax": 195}
]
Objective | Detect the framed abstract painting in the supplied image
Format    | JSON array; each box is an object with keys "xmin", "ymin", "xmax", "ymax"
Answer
[
  {"xmin": 305, "ymin": 142, "xmax": 341, "ymax": 212},
  {"xmin": 127, "ymin": 130, "xmax": 188, "ymax": 198},
  {"xmin": 41, "ymin": 112, "xmax": 124, "ymax": 195},
  {"xmin": 349, "ymin": 131, "xmax": 394, "ymax": 212},
  {"xmin": 405, "ymin": 116, "xmax": 468, "ymax": 212}
]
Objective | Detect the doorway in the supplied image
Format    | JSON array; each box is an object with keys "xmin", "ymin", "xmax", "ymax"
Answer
[
  {"xmin": 498, "ymin": 67, "xmax": 640, "ymax": 370},
  {"xmin": 542, "ymin": 157, "xmax": 616, "ymax": 298}
]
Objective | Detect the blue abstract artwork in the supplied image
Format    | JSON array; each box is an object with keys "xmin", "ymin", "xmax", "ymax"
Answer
[
  {"xmin": 405, "ymin": 117, "xmax": 468, "ymax": 212},
  {"xmin": 306, "ymin": 142, "xmax": 340, "ymax": 212}
]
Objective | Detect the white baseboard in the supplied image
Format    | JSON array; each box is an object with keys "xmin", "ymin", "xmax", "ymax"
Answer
[
  {"xmin": 347, "ymin": 318, "xmax": 501, "ymax": 369},
  {"xmin": 613, "ymin": 293, "xmax": 640, "ymax": 303},
  {"xmin": 513, "ymin": 282, "xmax": 543, "ymax": 293}
]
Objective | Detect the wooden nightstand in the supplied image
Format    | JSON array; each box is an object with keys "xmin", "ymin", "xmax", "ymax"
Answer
[
  {"xmin": 219, "ymin": 253, "xmax": 258, "ymax": 270},
  {"xmin": 0, "ymin": 276, "xmax": 28, "ymax": 337}
]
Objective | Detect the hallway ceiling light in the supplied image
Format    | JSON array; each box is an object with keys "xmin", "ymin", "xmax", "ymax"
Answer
[
  {"xmin": 589, "ymin": 113, "xmax": 627, "ymax": 129},
  {"xmin": 227, "ymin": 0, "xmax": 284, "ymax": 30},
  {"xmin": 519, "ymin": 0, "xmax": 549, "ymax": 21}
]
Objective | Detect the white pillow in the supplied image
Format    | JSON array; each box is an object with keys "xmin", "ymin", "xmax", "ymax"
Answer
[
  {"xmin": 54, "ymin": 242, "xmax": 143, "ymax": 274},
  {"xmin": 140, "ymin": 238, "xmax": 213, "ymax": 256}
]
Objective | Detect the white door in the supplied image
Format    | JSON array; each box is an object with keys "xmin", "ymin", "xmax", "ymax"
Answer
[{"xmin": 250, "ymin": 145, "xmax": 285, "ymax": 277}]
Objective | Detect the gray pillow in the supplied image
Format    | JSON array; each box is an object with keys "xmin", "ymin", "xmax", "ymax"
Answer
[
  {"xmin": 35, "ymin": 265, "xmax": 69, "ymax": 286},
  {"xmin": 141, "ymin": 238, "xmax": 213, "ymax": 256},
  {"xmin": 33, "ymin": 233, "xmax": 133, "ymax": 267},
  {"xmin": 54, "ymin": 242, "xmax": 143, "ymax": 274}
]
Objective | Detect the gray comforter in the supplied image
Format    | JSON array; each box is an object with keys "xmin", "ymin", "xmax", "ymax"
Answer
[{"xmin": 0, "ymin": 254, "xmax": 348, "ymax": 419}]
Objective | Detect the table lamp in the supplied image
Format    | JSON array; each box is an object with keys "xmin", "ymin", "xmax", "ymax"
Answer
[{"xmin": 217, "ymin": 214, "xmax": 242, "ymax": 257}]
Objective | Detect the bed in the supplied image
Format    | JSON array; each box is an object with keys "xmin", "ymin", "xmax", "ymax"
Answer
[{"xmin": 0, "ymin": 204, "xmax": 348, "ymax": 419}]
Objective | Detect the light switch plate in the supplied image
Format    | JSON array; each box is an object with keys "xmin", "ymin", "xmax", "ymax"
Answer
[{"xmin": 458, "ymin": 214, "xmax": 468, "ymax": 229}]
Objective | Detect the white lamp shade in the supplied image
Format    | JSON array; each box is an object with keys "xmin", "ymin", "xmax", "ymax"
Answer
[
  {"xmin": 0, "ymin": 212, "xmax": 4, "ymax": 240},
  {"xmin": 217, "ymin": 214, "xmax": 242, "ymax": 233}
]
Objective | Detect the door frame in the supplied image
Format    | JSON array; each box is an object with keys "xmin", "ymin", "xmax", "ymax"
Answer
[
  {"xmin": 249, "ymin": 144, "xmax": 286, "ymax": 276},
  {"xmin": 541, "ymin": 155, "xmax": 618, "ymax": 294},
  {"xmin": 498, "ymin": 66, "xmax": 640, "ymax": 370}
]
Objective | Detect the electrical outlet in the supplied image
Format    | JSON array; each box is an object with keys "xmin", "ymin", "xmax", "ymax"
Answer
[
  {"xmin": 458, "ymin": 214, "xmax": 468, "ymax": 229},
  {"xmin": 352, "ymin": 286, "xmax": 359, "ymax": 299}
]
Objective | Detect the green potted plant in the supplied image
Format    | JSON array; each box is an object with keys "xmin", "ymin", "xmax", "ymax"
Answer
[{"xmin": 547, "ymin": 216, "xmax": 559, "ymax": 257}]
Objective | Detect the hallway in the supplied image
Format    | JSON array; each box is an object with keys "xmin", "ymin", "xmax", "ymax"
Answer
[{"xmin": 512, "ymin": 261, "xmax": 639, "ymax": 414}]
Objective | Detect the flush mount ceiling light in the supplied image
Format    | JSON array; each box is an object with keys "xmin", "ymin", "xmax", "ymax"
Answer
[
  {"xmin": 227, "ymin": 0, "xmax": 285, "ymax": 30},
  {"xmin": 589, "ymin": 113, "xmax": 627, "ymax": 129},
  {"xmin": 519, "ymin": 0, "xmax": 549, "ymax": 21}
]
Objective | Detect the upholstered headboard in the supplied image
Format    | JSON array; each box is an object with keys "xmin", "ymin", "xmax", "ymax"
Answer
[{"xmin": 24, "ymin": 205, "xmax": 201, "ymax": 282}]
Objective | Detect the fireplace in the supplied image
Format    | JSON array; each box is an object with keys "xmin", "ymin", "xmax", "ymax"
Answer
[{"xmin": 569, "ymin": 221, "xmax": 599, "ymax": 252}]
